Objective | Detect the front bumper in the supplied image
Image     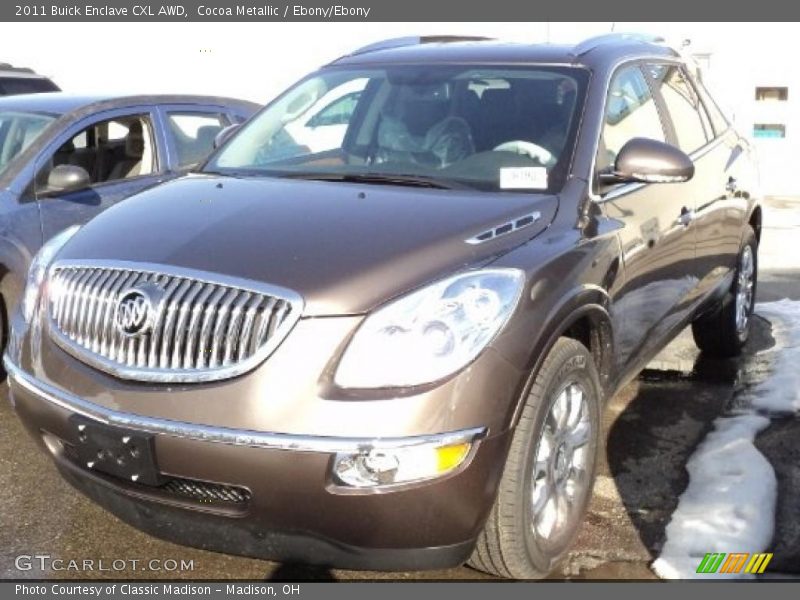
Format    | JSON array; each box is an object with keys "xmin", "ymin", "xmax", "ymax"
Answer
[{"xmin": 7, "ymin": 359, "xmax": 512, "ymax": 570}]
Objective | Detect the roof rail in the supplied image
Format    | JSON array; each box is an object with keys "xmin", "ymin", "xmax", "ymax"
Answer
[
  {"xmin": 349, "ymin": 35, "xmax": 492, "ymax": 57},
  {"xmin": 571, "ymin": 32, "xmax": 668, "ymax": 57}
]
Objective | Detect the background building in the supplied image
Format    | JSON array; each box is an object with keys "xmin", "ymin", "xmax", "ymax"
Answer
[{"xmin": 679, "ymin": 27, "xmax": 798, "ymax": 196}]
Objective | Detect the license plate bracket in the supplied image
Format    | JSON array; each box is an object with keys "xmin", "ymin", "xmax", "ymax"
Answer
[{"xmin": 69, "ymin": 415, "xmax": 164, "ymax": 486}]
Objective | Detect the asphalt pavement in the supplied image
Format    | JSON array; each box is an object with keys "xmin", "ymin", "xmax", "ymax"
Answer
[{"xmin": 1, "ymin": 196, "xmax": 798, "ymax": 580}]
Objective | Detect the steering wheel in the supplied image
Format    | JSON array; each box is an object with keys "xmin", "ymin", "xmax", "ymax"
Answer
[{"xmin": 493, "ymin": 141, "xmax": 554, "ymax": 166}]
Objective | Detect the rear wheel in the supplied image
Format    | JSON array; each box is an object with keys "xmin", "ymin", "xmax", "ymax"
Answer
[
  {"xmin": 469, "ymin": 337, "xmax": 602, "ymax": 579},
  {"xmin": 692, "ymin": 226, "xmax": 758, "ymax": 357}
]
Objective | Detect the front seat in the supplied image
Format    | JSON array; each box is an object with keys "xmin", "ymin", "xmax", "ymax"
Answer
[
  {"xmin": 107, "ymin": 122, "xmax": 147, "ymax": 181},
  {"xmin": 535, "ymin": 84, "xmax": 577, "ymax": 158},
  {"xmin": 375, "ymin": 95, "xmax": 474, "ymax": 168}
]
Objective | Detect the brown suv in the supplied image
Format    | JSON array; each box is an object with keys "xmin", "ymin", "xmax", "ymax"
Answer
[{"xmin": 5, "ymin": 34, "xmax": 761, "ymax": 578}]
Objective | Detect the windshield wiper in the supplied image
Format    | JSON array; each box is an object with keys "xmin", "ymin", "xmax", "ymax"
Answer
[
  {"xmin": 199, "ymin": 167, "xmax": 267, "ymax": 178},
  {"xmin": 282, "ymin": 172, "xmax": 461, "ymax": 190}
]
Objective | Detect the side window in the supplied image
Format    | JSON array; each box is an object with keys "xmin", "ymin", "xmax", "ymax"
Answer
[
  {"xmin": 166, "ymin": 112, "xmax": 227, "ymax": 168},
  {"xmin": 307, "ymin": 92, "xmax": 362, "ymax": 128},
  {"xmin": 0, "ymin": 112, "xmax": 52, "ymax": 170},
  {"xmin": 697, "ymin": 100, "xmax": 714, "ymax": 139},
  {"xmin": 696, "ymin": 81, "xmax": 729, "ymax": 136},
  {"xmin": 647, "ymin": 64, "xmax": 710, "ymax": 153},
  {"xmin": 273, "ymin": 77, "xmax": 369, "ymax": 156},
  {"xmin": 0, "ymin": 77, "xmax": 59, "ymax": 95},
  {"xmin": 599, "ymin": 65, "xmax": 666, "ymax": 171},
  {"xmin": 71, "ymin": 130, "xmax": 87, "ymax": 149},
  {"xmin": 36, "ymin": 113, "xmax": 156, "ymax": 193}
]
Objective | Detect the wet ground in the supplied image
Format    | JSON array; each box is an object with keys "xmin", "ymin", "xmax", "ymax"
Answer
[{"xmin": 1, "ymin": 197, "xmax": 798, "ymax": 580}]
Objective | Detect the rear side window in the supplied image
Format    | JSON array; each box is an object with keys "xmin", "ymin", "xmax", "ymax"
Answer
[
  {"xmin": 598, "ymin": 65, "xmax": 665, "ymax": 170},
  {"xmin": 696, "ymin": 81, "xmax": 729, "ymax": 136},
  {"xmin": 0, "ymin": 77, "xmax": 59, "ymax": 95},
  {"xmin": 166, "ymin": 112, "xmax": 227, "ymax": 168},
  {"xmin": 647, "ymin": 64, "xmax": 710, "ymax": 153}
]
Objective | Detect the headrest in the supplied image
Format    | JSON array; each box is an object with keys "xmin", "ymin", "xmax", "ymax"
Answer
[
  {"xmin": 196, "ymin": 124, "xmax": 222, "ymax": 147},
  {"xmin": 125, "ymin": 122, "xmax": 144, "ymax": 158},
  {"xmin": 380, "ymin": 98, "xmax": 446, "ymax": 137}
]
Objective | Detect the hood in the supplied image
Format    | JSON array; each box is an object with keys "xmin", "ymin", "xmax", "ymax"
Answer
[{"xmin": 58, "ymin": 174, "xmax": 557, "ymax": 316}]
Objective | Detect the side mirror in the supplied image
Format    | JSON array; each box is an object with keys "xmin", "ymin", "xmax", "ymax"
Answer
[
  {"xmin": 600, "ymin": 137, "xmax": 694, "ymax": 185},
  {"xmin": 46, "ymin": 164, "xmax": 91, "ymax": 194},
  {"xmin": 213, "ymin": 124, "xmax": 240, "ymax": 149}
]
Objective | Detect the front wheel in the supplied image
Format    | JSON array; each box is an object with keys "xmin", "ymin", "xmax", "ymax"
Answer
[
  {"xmin": 469, "ymin": 337, "xmax": 602, "ymax": 579},
  {"xmin": 692, "ymin": 226, "xmax": 758, "ymax": 357}
]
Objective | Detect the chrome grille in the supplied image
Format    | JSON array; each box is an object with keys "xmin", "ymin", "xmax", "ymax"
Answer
[{"xmin": 47, "ymin": 262, "xmax": 303, "ymax": 383}]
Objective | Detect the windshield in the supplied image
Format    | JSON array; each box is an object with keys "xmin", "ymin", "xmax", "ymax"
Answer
[
  {"xmin": 206, "ymin": 65, "xmax": 588, "ymax": 193},
  {"xmin": 0, "ymin": 110, "xmax": 56, "ymax": 176}
]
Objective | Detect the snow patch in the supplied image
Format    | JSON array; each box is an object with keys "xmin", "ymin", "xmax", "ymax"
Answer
[
  {"xmin": 652, "ymin": 414, "xmax": 775, "ymax": 579},
  {"xmin": 747, "ymin": 300, "xmax": 800, "ymax": 413},
  {"xmin": 653, "ymin": 300, "xmax": 800, "ymax": 579}
]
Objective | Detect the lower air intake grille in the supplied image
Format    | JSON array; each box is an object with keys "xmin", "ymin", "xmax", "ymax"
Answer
[
  {"xmin": 162, "ymin": 478, "xmax": 251, "ymax": 505},
  {"xmin": 63, "ymin": 443, "xmax": 250, "ymax": 507}
]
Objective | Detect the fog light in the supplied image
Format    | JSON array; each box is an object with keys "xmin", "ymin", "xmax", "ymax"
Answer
[{"xmin": 332, "ymin": 435, "xmax": 477, "ymax": 488}]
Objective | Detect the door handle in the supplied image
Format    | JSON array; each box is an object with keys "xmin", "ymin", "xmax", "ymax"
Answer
[
  {"xmin": 676, "ymin": 207, "xmax": 695, "ymax": 227},
  {"xmin": 726, "ymin": 177, "xmax": 738, "ymax": 194}
]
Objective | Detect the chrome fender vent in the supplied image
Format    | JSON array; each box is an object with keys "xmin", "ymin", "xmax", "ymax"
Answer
[{"xmin": 466, "ymin": 211, "xmax": 542, "ymax": 245}]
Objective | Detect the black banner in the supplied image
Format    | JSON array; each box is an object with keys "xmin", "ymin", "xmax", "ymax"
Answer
[{"xmin": 3, "ymin": 0, "xmax": 800, "ymax": 22}]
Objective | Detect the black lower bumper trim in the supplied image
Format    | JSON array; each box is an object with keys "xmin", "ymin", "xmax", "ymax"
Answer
[{"xmin": 56, "ymin": 458, "xmax": 476, "ymax": 572}]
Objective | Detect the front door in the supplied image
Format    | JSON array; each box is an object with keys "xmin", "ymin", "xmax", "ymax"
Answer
[
  {"xmin": 596, "ymin": 64, "xmax": 699, "ymax": 373},
  {"xmin": 34, "ymin": 109, "xmax": 165, "ymax": 241}
]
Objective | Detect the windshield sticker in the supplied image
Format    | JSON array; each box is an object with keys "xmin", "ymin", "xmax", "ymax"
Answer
[{"xmin": 499, "ymin": 167, "xmax": 548, "ymax": 190}]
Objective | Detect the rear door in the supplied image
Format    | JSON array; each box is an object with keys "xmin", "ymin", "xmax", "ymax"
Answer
[
  {"xmin": 646, "ymin": 63, "xmax": 749, "ymax": 304},
  {"xmin": 34, "ymin": 106, "xmax": 167, "ymax": 241},
  {"xmin": 596, "ymin": 63, "xmax": 699, "ymax": 372}
]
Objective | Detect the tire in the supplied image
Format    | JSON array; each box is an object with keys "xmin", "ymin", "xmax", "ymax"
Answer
[
  {"xmin": 691, "ymin": 226, "xmax": 758, "ymax": 358},
  {"xmin": 468, "ymin": 337, "xmax": 602, "ymax": 579}
]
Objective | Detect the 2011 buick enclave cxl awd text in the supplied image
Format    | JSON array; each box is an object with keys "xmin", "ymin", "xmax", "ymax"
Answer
[{"xmin": 5, "ymin": 34, "xmax": 761, "ymax": 578}]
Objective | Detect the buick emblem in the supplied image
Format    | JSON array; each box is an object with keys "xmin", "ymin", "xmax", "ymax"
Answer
[{"xmin": 114, "ymin": 288, "xmax": 155, "ymax": 336}]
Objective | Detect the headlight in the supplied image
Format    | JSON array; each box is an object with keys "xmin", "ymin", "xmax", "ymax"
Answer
[
  {"xmin": 331, "ymin": 428, "xmax": 484, "ymax": 488},
  {"xmin": 21, "ymin": 226, "xmax": 80, "ymax": 322},
  {"xmin": 335, "ymin": 268, "xmax": 525, "ymax": 388}
]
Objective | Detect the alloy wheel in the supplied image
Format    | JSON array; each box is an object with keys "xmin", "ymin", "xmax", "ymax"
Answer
[
  {"xmin": 530, "ymin": 382, "xmax": 592, "ymax": 543},
  {"xmin": 735, "ymin": 245, "xmax": 755, "ymax": 334}
]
